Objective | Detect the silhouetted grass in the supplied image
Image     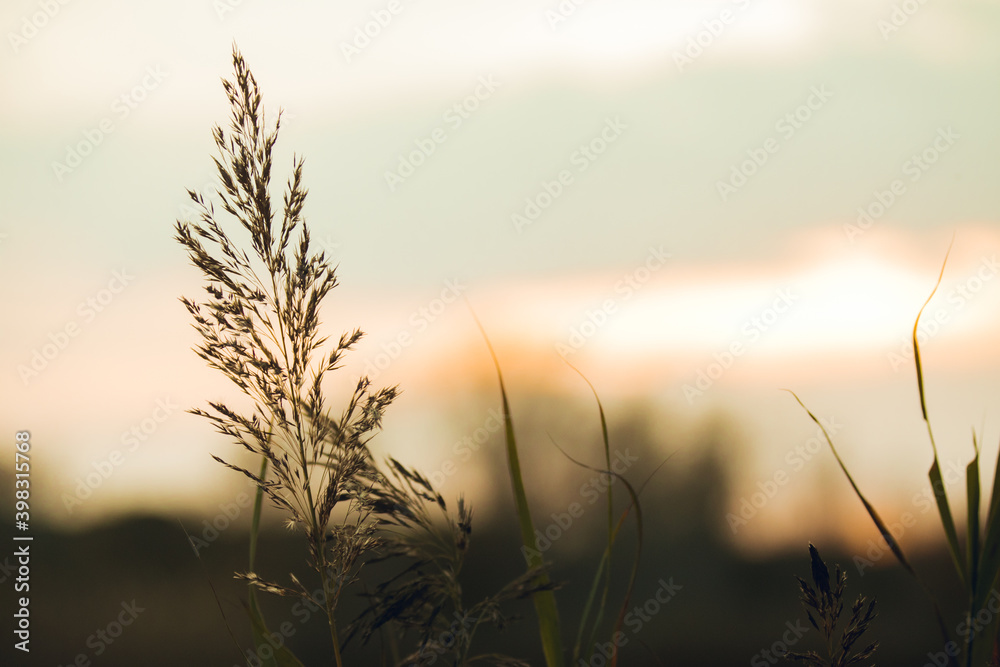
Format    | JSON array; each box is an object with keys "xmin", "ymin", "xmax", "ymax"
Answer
[
  {"xmin": 175, "ymin": 45, "xmax": 647, "ymax": 667},
  {"xmin": 789, "ymin": 243, "xmax": 1000, "ymax": 667}
]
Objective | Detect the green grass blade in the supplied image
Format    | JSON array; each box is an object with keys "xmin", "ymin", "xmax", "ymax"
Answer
[
  {"xmin": 246, "ymin": 453, "xmax": 305, "ymax": 667},
  {"xmin": 473, "ymin": 315, "xmax": 564, "ymax": 667},
  {"xmin": 967, "ymin": 431, "xmax": 981, "ymax": 596},
  {"xmin": 248, "ymin": 455, "xmax": 274, "ymax": 666},
  {"xmin": 913, "ymin": 237, "xmax": 953, "ymax": 426},
  {"xmin": 550, "ymin": 441, "xmax": 652, "ymax": 667},
  {"xmin": 912, "ymin": 240, "xmax": 966, "ymax": 587},
  {"xmin": 563, "ymin": 361, "xmax": 614, "ymax": 665},
  {"xmin": 930, "ymin": 460, "xmax": 967, "ymax": 586},
  {"xmin": 986, "ymin": 434, "xmax": 1000, "ymax": 529},
  {"xmin": 786, "ymin": 392, "xmax": 918, "ymax": 576},
  {"xmin": 977, "ymin": 434, "xmax": 1000, "ymax": 613},
  {"xmin": 249, "ymin": 454, "xmax": 267, "ymax": 588},
  {"xmin": 248, "ymin": 456, "xmax": 278, "ymax": 667},
  {"xmin": 575, "ymin": 544, "xmax": 611, "ymax": 664},
  {"xmin": 604, "ymin": 472, "xmax": 643, "ymax": 667},
  {"xmin": 245, "ymin": 601, "xmax": 306, "ymax": 667}
]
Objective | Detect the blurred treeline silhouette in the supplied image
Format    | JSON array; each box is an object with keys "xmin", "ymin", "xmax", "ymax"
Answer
[{"xmin": 0, "ymin": 395, "xmax": 968, "ymax": 666}]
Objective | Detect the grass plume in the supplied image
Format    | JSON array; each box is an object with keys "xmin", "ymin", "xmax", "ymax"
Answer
[
  {"xmin": 177, "ymin": 45, "xmax": 569, "ymax": 666},
  {"xmin": 785, "ymin": 544, "xmax": 878, "ymax": 667}
]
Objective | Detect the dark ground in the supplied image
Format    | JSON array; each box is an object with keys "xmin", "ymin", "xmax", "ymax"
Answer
[
  {"xmin": 0, "ymin": 404, "xmax": 979, "ymax": 666},
  {"xmin": 0, "ymin": 493, "xmax": 972, "ymax": 666}
]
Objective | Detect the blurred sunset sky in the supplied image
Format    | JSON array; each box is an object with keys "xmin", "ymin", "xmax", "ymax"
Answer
[{"xmin": 2, "ymin": 0, "xmax": 999, "ymax": 553}]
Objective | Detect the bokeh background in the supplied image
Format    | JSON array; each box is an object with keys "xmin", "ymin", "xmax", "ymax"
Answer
[{"xmin": 2, "ymin": 0, "xmax": 999, "ymax": 664}]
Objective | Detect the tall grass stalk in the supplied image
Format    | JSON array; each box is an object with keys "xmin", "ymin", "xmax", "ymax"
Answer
[
  {"xmin": 176, "ymin": 45, "xmax": 399, "ymax": 665},
  {"xmin": 472, "ymin": 316, "xmax": 565, "ymax": 667},
  {"xmin": 178, "ymin": 46, "xmax": 565, "ymax": 666}
]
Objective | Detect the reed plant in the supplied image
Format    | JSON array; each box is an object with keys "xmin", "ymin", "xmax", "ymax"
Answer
[
  {"xmin": 784, "ymin": 544, "xmax": 878, "ymax": 666},
  {"xmin": 175, "ymin": 46, "xmax": 571, "ymax": 666}
]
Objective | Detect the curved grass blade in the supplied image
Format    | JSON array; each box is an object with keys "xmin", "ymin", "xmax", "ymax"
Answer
[
  {"xmin": 562, "ymin": 361, "xmax": 614, "ymax": 665},
  {"xmin": 914, "ymin": 237, "xmax": 953, "ymax": 427},
  {"xmin": 471, "ymin": 313, "xmax": 564, "ymax": 667},
  {"xmin": 785, "ymin": 390, "xmax": 955, "ymax": 659},
  {"xmin": 913, "ymin": 239, "xmax": 967, "ymax": 588},
  {"xmin": 549, "ymin": 440, "xmax": 666, "ymax": 667}
]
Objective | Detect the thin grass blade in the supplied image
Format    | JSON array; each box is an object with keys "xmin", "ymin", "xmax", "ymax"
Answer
[
  {"xmin": 563, "ymin": 361, "xmax": 614, "ymax": 665},
  {"xmin": 245, "ymin": 601, "xmax": 306, "ymax": 667},
  {"xmin": 986, "ymin": 434, "xmax": 1000, "ymax": 530},
  {"xmin": 549, "ymin": 441, "xmax": 647, "ymax": 667},
  {"xmin": 786, "ymin": 392, "xmax": 916, "ymax": 575},
  {"xmin": 977, "ymin": 434, "xmax": 1000, "ymax": 613},
  {"xmin": 913, "ymin": 237, "xmax": 953, "ymax": 425},
  {"xmin": 912, "ymin": 240, "xmax": 966, "ymax": 587},
  {"xmin": 786, "ymin": 390, "xmax": 956, "ymax": 659},
  {"xmin": 967, "ymin": 431, "xmax": 981, "ymax": 595},
  {"xmin": 246, "ymin": 453, "xmax": 304, "ymax": 667},
  {"xmin": 929, "ymin": 460, "xmax": 967, "ymax": 585},
  {"xmin": 178, "ymin": 520, "xmax": 248, "ymax": 662},
  {"xmin": 472, "ymin": 314, "xmax": 564, "ymax": 667}
]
